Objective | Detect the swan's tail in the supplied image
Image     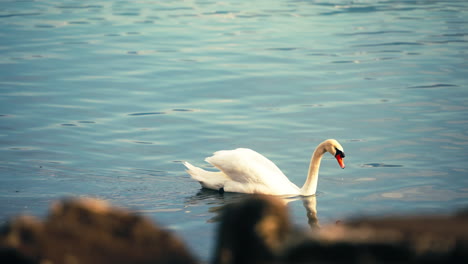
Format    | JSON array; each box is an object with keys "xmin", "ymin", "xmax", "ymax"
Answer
[{"xmin": 183, "ymin": 162, "xmax": 228, "ymax": 190}]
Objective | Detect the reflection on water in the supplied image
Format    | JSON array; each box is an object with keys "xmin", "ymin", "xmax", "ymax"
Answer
[
  {"xmin": 302, "ymin": 196, "xmax": 319, "ymax": 229},
  {"xmin": 186, "ymin": 189, "xmax": 320, "ymax": 229},
  {"xmin": 185, "ymin": 189, "xmax": 246, "ymax": 223},
  {"xmin": 186, "ymin": 189, "xmax": 247, "ymax": 207}
]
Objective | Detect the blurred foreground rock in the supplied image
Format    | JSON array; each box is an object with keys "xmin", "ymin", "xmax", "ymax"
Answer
[
  {"xmin": 213, "ymin": 196, "xmax": 468, "ymax": 264},
  {"xmin": 0, "ymin": 198, "xmax": 197, "ymax": 264},
  {"xmin": 1, "ymin": 196, "xmax": 467, "ymax": 264},
  {"xmin": 283, "ymin": 211, "xmax": 468, "ymax": 264},
  {"xmin": 213, "ymin": 195, "xmax": 291, "ymax": 264}
]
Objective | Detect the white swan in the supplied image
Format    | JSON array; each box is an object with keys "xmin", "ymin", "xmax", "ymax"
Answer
[{"xmin": 183, "ymin": 139, "xmax": 345, "ymax": 196}]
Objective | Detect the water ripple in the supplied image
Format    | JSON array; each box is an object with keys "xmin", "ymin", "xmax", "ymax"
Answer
[
  {"xmin": 361, "ymin": 163, "xmax": 404, "ymax": 168},
  {"xmin": 408, "ymin": 84, "xmax": 458, "ymax": 89},
  {"xmin": 353, "ymin": 42, "xmax": 423, "ymax": 47},
  {"xmin": 0, "ymin": 12, "xmax": 41, "ymax": 18},
  {"xmin": 337, "ymin": 30, "xmax": 413, "ymax": 36},
  {"xmin": 128, "ymin": 112, "xmax": 166, "ymax": 116}
]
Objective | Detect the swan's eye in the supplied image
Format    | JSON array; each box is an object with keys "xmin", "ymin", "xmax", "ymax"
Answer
[{"xmin": 335, "ymin": 148, "xmax": 345, "ymax": 158}]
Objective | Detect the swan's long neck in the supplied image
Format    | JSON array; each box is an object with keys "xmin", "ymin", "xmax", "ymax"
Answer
[{"xmin": 300, "ymin": 144, "xmax": 326, "ymax": 196}]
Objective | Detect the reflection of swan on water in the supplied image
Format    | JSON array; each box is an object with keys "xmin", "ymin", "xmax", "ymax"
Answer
[
  {"xmin": 302, "ymin": 195, "xmax": 319, "ymax": 229},
  {"xmin": 184, "ymin": 189, "xmax": 247, "ymax": 223},
  {"xmin": 183, "ymin": 139, "xmax": 345, "ymax": 195},
  {"xmin": 185, "ymin": 190, "xmax": 320, "ymax": 229}
]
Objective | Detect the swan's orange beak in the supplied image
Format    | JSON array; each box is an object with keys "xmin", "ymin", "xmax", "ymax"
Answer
[{"xmin": 335, "ymin": 154, "xmax": 345, "ymax": 169}]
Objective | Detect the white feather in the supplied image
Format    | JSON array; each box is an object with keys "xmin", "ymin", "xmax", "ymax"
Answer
[{"xmin": 183, "ymin": 139, "xmax": 345, "ymax": 196}]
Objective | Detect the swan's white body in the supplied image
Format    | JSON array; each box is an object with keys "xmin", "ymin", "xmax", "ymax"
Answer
[{"xmin": 184, "ymin": 139, "xmax": 345, "ymax": 196}]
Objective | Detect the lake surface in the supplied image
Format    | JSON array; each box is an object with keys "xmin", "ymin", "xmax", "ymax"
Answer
[{"xmin": 1, "ymin": 0, "xmax": 467, "ymax": 261}]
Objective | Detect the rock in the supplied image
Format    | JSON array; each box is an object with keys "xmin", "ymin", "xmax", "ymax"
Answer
[
  {"xmin": 212, "ymin": 194, "xmax": 290, "ymax": 264},
  {"xmin": 0, "ymin": 198, "xmax": 197, "ymax": 264},
  {"xmin": 212, "ymin": 195, "xmax": 468, "ymax": 264},
  {"xmin": 2, "ymin": 196, "xmax": 467, "ymax": 264},
  {"xmin": 282, "ymin": 209, "xmax": 468, "ymax": 264}
]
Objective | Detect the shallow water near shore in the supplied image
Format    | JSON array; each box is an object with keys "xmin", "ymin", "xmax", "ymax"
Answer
[{"xmin": 1, "ymin": 0, "xmax": 467, "ymax": 261}]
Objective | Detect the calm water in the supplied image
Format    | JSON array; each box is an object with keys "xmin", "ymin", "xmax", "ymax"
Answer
[{"xmin": 1, "ymin": 0, "xmax": 467, "ymax": 261}]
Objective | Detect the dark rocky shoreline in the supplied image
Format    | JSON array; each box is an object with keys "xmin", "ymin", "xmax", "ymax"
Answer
[{"xmin": 1, "ymin": 196, "xmax": 467, "ymax": 264}]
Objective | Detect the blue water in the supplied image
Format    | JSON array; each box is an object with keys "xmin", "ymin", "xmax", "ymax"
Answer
[{"xmin": 1, "ymin": 0, "xmax": 467, "ymax": 261}]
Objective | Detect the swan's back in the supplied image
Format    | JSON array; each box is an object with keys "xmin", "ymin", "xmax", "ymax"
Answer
[
  {"xmin": 206, "ymin": 148, "xmax": 300, "ymax": 195},
  {"xmin": 206, "ymin": 148, "xmax": 284, "ymax": 182}
]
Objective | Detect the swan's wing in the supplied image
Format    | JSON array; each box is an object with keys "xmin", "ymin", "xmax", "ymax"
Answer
[{"xmin": 205, "ymin": 148, "xmax": 287, "ymax": 184}]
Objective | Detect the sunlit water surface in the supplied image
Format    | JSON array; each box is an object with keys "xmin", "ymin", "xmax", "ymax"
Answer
[{"xmin": 1, "ymin": 0, "xmax": 467, "ymax": 261}]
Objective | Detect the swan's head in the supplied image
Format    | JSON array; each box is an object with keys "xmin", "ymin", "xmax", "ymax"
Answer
[{"xmin": 322, "ymin": 139, "xmax": 346, "ymax": 169}]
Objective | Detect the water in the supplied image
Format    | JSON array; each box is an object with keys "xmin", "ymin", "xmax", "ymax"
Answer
[{"xmin": 1, "ymin": 0, "xmax": 467, "ymax": 261}]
